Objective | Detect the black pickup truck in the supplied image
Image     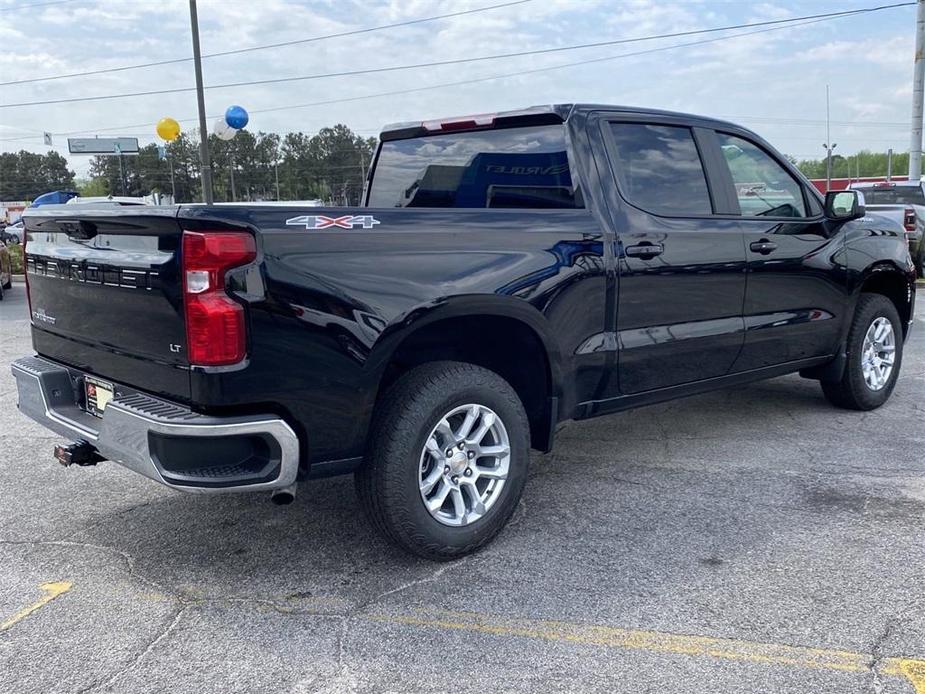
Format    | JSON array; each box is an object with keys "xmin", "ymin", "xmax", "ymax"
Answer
[{"xmin": 13, "ymin": 105, "xmax": 916, "ymax": 560}]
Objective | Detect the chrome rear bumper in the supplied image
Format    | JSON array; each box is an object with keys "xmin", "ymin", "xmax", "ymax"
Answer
[{"xmin": 11, "ymin": 355, "xmax": 299, "ymax": 494}]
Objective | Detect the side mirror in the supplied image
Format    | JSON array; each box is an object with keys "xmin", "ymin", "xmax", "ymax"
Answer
[{"xmin": 824, "ymin": 190, "xmax": 865, "ymax": 221}]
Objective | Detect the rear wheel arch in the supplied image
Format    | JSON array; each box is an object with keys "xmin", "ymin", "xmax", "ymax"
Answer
[{"xmin": 370, "ymin": 301, "xmax": 562, "ymax": 452}]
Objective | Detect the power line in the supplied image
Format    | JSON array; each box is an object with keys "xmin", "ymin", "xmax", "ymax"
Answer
[
  {"xmin": 88, "ymin": 15, "xmax": 925, "ymax": 131},
  {"xmin": 0, "ymin": 2, "xmax": 914, "ymax": 109},
  {"xmin": 0, "ymin": 0, "xmax": 76, "ymax": 12},
  {"xmin": 0, "ymin": 8, "xmax": 913, "ymax": 143},
  {"xmin": 722, "ymin": 114, "xmax": 907, "ymax": 127},
  {"xmin": 0, "ymin": 0, "xmax": 534, "ymax": 87},
  {"xmin": 6, "ymin": 0, "xmax": 912, "ymax": 90}
]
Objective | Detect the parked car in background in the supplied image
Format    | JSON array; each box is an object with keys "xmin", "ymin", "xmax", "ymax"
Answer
[
  {"xmin": 849, "ymin": 180, "xmax": 925, "ymax": 276},
  {"xmin": 1, "ymin": 220, "xmax": 24, "ymax": 244},
  {"xmin": 0, "ymin": 238, "xmax": 12, "ymax": 300}
]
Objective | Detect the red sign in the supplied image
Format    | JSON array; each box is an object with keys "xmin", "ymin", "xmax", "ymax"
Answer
[{"xmin": 809, "ymin": 176, "xmax": 910, "ymax": 194}]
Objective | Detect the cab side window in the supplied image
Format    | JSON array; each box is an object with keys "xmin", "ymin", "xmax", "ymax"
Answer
[{"xmin": 718, "ymin": 133, "xmax": 807, "ymax": 218}]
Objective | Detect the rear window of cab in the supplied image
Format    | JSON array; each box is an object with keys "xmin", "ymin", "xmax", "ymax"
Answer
[{"xmin": 367, "ymin": 125, "xmax": 584, "ymax": 209}]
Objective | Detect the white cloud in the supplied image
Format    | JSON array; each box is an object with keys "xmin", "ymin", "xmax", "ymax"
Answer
[
  {"xmin": 796, "ymin": 36, "xmax": 911, "ymax": 68},
  {"xmin": 0, "ymin": 0, "xmax": 916, "ymax": 177}
]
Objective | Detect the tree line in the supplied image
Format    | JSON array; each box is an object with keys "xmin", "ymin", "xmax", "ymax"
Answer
[
  {"xmin": 0, "ymin": 124, "xmax": 376, "ymax": 205},
  {"xmin": 0, "ymin": 150, "xmax": 75, "ymax": 201},
  {"xmin": 85, "ymin": 124, "xmax": 376, "ymax": 205},
  {"xmin": 794, "ymin": 150, "xmax": 910, "ymax": 180}
]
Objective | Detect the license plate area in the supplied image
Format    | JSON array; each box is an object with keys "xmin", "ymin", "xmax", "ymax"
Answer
[{"xmin": 84, "ymin": 376, "xmax": 114, "ymax": 418}]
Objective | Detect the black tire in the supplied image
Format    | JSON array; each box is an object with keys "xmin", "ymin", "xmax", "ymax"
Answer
[
  {"xmin": 2, "ymin": 277, "xmax": 10, "ymax": 290},
  {"xmin": 0, "ymin": 281, "xmax": 4, "ymax": 300},
  {"xmin": 821, "ymin": 294, "xmax": 903, "ymax": 410},
  {"xmin": 355, "ymin": 361, "xmax": 530, "ymax": 561}
]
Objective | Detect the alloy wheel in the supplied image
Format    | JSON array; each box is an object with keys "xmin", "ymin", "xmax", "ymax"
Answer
[
  {"xmin": 861, "ymin": 316, "xmax": 896, "ymax": 391},
  {"xmin": 418, "ymin": 403, "xmax": 511, "ymax": 527}
]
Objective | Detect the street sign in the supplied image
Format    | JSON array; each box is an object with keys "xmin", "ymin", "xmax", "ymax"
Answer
[
  {"xmin": 67, "ymin": 137, "xmax": 139, "ymax": 155},
  {"xmin": 43, "ymin": 132, "xmax": 52, "ymax": 146}
]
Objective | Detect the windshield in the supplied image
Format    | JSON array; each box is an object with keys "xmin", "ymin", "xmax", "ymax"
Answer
[
  {"xmin": 367, "ymin": 125, "xmax": 583, "ymax": 209},
  {"xmin": 859, "ymin": 187, "xmax": 925, "ymax": 205}
]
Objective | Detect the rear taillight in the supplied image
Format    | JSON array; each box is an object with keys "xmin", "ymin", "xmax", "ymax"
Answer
[
  {"xmin": 182, "ymin": 230, "xmax": 256, "ymax": 366},
  {"xmin": 904, "ymin": 208, "xmax": 916, "ymax": 238}
]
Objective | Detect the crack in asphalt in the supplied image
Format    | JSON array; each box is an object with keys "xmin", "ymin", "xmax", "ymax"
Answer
[
  {"xmin": 363, "ymin": 552, "xmax": 478, "ymax": 608},
  {"xmin": 867, "ymin": 621, "xmax": 898, "ymax": 694},
  {"xmin": 76, "ymin": 605, "xmax": 190, "ymax": 694},
  {"xmin": 308, "ymin": 614, "xmax": 356, "ymax": 694},
  {"xmin": 0, "ymin": 538, "xmax": 169, "ymax": 596},
  {"xmin": 0, "ymin": 535, "xmax": 483, "ymax": 692}
]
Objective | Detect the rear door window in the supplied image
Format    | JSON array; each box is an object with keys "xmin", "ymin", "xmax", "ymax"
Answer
[{"xmin": 607, "ymin": 123, "xmax": 713, "ymax": 216}]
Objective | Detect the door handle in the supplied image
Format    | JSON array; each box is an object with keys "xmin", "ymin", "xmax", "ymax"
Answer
[
  {"xmin": 749, "ymin": 239, "xmax": 778, "ymax": 255},
  {"xmin": 625, "ymin": 242, "xmax": 664, "ymax": 259}
]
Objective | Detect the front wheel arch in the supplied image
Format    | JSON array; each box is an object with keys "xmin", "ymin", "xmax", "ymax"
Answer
[{"xmin": 855, "ymin": 263, "xmax": 913, "ymax": 339}]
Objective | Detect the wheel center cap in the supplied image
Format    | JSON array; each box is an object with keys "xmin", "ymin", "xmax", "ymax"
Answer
[{"xmin": 447, "ymin": 451, "xmax": 468, "ymax": 474}]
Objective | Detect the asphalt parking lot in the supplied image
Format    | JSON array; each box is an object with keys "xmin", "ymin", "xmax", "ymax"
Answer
[{"xmin": 1, "ymin": 282, "xmax": 924, "ymax": 693}]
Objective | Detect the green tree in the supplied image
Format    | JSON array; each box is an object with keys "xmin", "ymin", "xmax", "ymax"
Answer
[
  {"xmin": 279, "ymin": 125, "xmax": 376, "ymax": 205},
  {"xmin": 75, "ymin": 177, "xmax": 110, "ymax": 196},
  {"xmin": 87, "ymin": 134, "xmax": 203, "ymax": 202},
  {"xmin": 0, "ymin": 150, "xmax": 75, "ymax": 200}
]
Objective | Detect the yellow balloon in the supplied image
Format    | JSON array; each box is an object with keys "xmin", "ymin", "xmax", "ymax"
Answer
[{"xmin": 156, "ymin": 117, "xmax": 180, "ymax": 142}]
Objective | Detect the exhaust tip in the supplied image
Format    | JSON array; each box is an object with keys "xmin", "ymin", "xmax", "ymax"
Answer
[{"xmin": 270, "ymin": 485, "xmax": 296, "ymax": 506}]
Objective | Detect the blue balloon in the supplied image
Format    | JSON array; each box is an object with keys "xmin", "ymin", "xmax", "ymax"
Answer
[{"xmin": 225, "ymin": 105, "xmax": 249, "ymax": 130}]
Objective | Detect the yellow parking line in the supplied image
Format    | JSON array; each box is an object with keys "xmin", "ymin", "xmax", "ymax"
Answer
[
  {"xmin": 372, "ymin": 609, "xmax": 925, "ymax": 693},
  {"xmin": 0, "ymin": 581, "xmax": 72, "ymax": 633}
]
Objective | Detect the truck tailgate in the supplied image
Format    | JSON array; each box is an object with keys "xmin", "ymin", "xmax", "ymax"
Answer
[{"xmin": 23, "ymin": 207, "xmax": 191, "ymax": 401}]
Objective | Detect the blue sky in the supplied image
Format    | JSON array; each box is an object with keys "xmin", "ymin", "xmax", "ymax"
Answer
[{"xmin": 0, "ymin": 0, "xmax": 917, "ymax": 178}]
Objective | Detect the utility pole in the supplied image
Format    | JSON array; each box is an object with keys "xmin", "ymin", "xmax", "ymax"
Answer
[
  {"xmin": 823, "ymin": 143, "xmax": 837, "ymax": 191},
  {"xmin": 229, "ymin": 154, "xmax": 236, "ymax": 202},
  {"xmin": 823, "ymin": 84, "xmax": 836, "ymax": 192},
  {"xmin": 274, "ymin": 159, "xmax": 281, "ymax": 200},
  {"xmin": 887, "ymin": 148, "xmax": 894, "ymax": 182},
  {"xmin": 358, "ymin": 150, "xmax": 368, "ymax": 206},
  {"xmin": 115, "ymin": 143, "xmax": 127, "ymax": 196},
  {"xmin": 189, "ymin": 0, "xmax": 213, "ymax": 204},
  {"xmin": 910, "ymin": 0, "xmax": 925, "ymax": 180},
  {"xmin": 168, "ymin": 155, "xmax": 177, "ymax": 201}
]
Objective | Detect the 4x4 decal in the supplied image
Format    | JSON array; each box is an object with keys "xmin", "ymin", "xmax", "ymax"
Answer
[{"xmin": 285, "ymin": 214, "xmax": 380, "ymax": 230}]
